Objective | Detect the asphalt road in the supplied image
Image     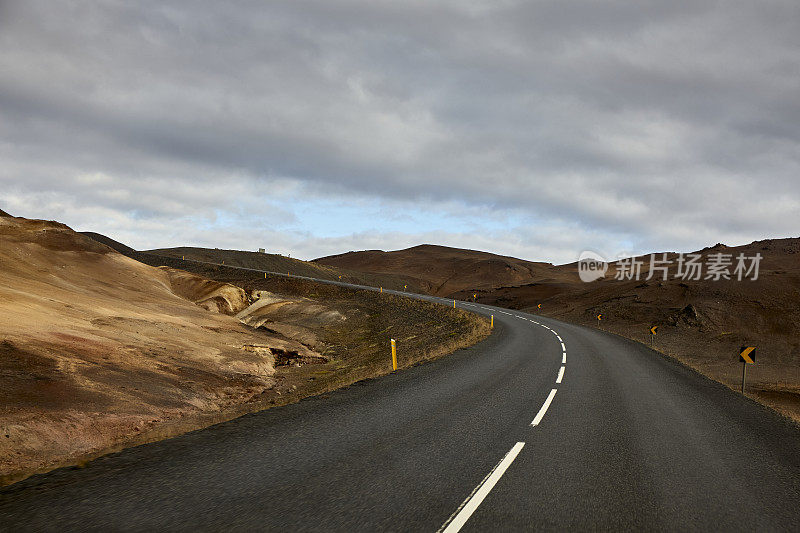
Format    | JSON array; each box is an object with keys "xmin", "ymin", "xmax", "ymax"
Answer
[{"xmin": 2, "ymin": 273, "xmax": 799, "ymax": 531}]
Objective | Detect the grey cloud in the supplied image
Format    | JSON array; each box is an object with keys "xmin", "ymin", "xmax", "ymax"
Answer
[{"xmin": 1, "ymin": 0, "xmax": 799, "ymax": 259}]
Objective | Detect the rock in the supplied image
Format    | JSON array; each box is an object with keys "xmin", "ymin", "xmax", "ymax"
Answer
[{"xmin": 682, "ymin": 304, "xmax": 700, "ymax": 320}]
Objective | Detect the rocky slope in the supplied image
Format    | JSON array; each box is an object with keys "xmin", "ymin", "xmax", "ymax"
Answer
[{"xmin": 0, "ymin": 215, "xmax": 318, "ymax": 483}]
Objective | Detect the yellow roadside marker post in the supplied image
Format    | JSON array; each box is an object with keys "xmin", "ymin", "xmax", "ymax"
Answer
[
  {"xmin": 265, "ymin": 272, "xmax": 267, "ymax": 278},
  {"xmin": 453, "ymin": 300, "xmax": 456, "ymax": 308},
  {"xmin": 650, "ymin": 325, "xmax": 658, "ymax": 345},
  {"xmin": 391, "ymin": 339, "xmax": 397, "ymax": 371},
  {"xmin": 182, "ymin": 255, "xmax": 184, "ymax": 260},
  {"xmin": 597, "ymin": 314, "xmax": 602, "ymax": 328},
  {"xmin": 380, "ymin": 287, "xmax": 383, "ymax": 293},
  {"xmin": 739, "ymin": 346, "xmax": 756, "ymax": 393},
  {"xmin": 491, "ymin": 315, "xmax": 494, "ymax": 328},
  {"xmin": 404, "ymin": 284, "xmax": 407, "ymax": 291},
  {"xmin": 473, "ymin": 293, "xmax": 477, "ymax": 301}
]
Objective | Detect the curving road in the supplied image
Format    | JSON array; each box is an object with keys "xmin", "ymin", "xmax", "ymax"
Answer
[{"xmin": 1, "ymin": 274, "xmax": 800, "ymax": 531}]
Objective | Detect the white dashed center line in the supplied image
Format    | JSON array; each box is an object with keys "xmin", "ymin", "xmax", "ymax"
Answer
[
  {"xmin": 438, "ymin": 307, "xmax": 571, "ymax": 532},
  {"xmin": 438, "ymin": 442, "xmax": 526, "ymax": 533},
  {"xmin": 531, "ymin": 389, "xmax": 558, "ymax": 426}
]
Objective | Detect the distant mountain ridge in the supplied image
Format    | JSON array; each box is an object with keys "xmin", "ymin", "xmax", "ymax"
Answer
[{"xmin": 314, "ymin": 243, "xmax": 566, "ymax": 296}]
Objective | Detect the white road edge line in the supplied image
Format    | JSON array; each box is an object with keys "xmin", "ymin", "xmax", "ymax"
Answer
[
  {"xmin": 438, "ymin": 442, "xmax": 526, "ymax": 533},
  {"xmin": 531, "ymin": 389, "xmax": 558, "ymax": 426},
  {"xmin": 556, "ymin": 366, "xmax": 565, "ymax": 384},
  {"xmin": 562, "ymin": 352, "xmax": 567, "ymax": 364}
]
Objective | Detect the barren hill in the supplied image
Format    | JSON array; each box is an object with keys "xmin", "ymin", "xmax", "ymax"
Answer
[
  {"xmin": 315, "ymin": 244, "xmax": 564, "ymax": 296},
  {"xmin": 0, "ymin": 217, "xmax": 316, "ymax": 483}
]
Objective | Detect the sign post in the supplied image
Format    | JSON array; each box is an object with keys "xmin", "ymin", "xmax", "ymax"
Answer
[
  {"xmin": 739, "ymin": 346, "xmax": 756, "ymax": 393},
  {"xmin": 650, "ymin": 325, "xmax": 658, "ymax": 345},
  {"xmin": 597, "ymin": 314, "xmax": 602, "ymax": 328}
]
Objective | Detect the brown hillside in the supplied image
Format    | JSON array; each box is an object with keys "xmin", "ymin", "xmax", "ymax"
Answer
[
  {"xmin": 0, "ymin": 216, "xmax": 316, "ymax": 483},
  {"xmin": 315, "ymin": 244, "xmax": 565, "ymax": 296}
]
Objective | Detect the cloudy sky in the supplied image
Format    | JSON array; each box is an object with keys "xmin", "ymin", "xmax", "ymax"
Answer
[{"xmin": 2, "ymin": 1, "xmax": 799, "ymax": 263}]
